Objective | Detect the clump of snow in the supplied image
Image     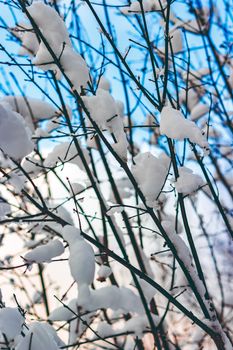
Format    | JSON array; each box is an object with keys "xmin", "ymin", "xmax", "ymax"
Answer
[
  {"xmin": 48, "ymin": 298, "xmax": 77, "ymax": 321},
  {"xmin": 26, "ymin": 2, "xmax": 89, "ymax": 92},
  {"xmin": 62, "ymin": 225, "xmax": 95, "ymax": 287},
  {"xmin": 13, "ymin": 22, "xmax": 39, "ymax": 56},
  {"xmin": 160, "ymin": 214, "xmax": 183, "ymax": 235},
  {"xmin": 1, "ymin": 96, "xmax": 65, "ymax": 131},
  {"xmin": 15, "ymin": 322, "xmax": 60, "ymax": 350},
  {"xmin": 160, "ymin": 106, "xmax": 209, "ymax": 152},
  {"xmin": 118, "ymin": 314, "xmax": 159, "ymax": 338},
  {"xmin": 44, "ymin": 141, "xmax": 90, "ymax": 169},
  {"xmin": 98, "ymin": 76, "xmax": 111, "ymax": 91},
  {"xmin": 23, "ymin": 239, "xmax": 64, "ymax": 264},
  {"xmin": 58, "ymin": 45, "xmax": 90, "ymax": 92},
  {"xmin": 131, "ymin": 152, "xmax": 170, "ymax": 207},
  {"xmin": 167, "ymin": 230, "xmax": 207, "ymax": 299},
  {"xmin": 21, "ymin": 153, "xmax": 43, "ymax": 177},
  {"xmin": 0, "ymin": 103, "xmax": 34, "ymax": 160},
  {"xmin": 0, "ymin": 202, "xmax": 11, "ymax": 219},
  {"xmin": 28, "ymin": 204, "xmax": 73, "ymax": 236},
  {"xmin": 27, "ymin": 2, "xmax": 71, "ymax": 61},
  {"xmin": 157, "ymin": 28, "xmax": 183, "ymax": 56},
  {"xmin": 130, "ymin": 278, "xmax": 157, "ymax": 303},
  {"xmin": 97, "ymin": 265, "xmax": 112, "ymax": 281},
  {"xmin": 0, "ymin": 307, "xmax": 24, "ymax": 341},
  {"xmin": 83, "ymin": 88, "xmax": 128, "ymax": 161},
  {"xmin": 7, "ymin": 171, "xmax": 26, "ymax": 193},
  {"xmin": 174, "ymin": 167, "xmax": 205, "ymax": 195},
  {"xmin": 190, "ymin": 103, "xmax": 209, "ymax": 121},
  {"xmin": 121, "ymin": 0, "xmax": 163, "ymax": 15},
  {"xmin": 169, "ymin": 28, "xmax": 183, "ymax": 53},
  {"xmin": 79, "ymin": 285, "xmax": 144, "ymax": 314},
  {"xmin": 95, "ymin": 321, "xmax": 114, "ymax": 338},
  {"xmin": 32, "ymin": 291, "xmax": 42, "ymax": 304}
]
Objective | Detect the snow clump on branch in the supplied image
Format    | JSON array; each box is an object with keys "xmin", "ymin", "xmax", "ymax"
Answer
[
  {"xmin": 62, "ymin": 225, "xmax": 95, "ymax": 302},
  {"xmin": 160, "ymin": 106, "xmax": 209, "ymax": 153},
  {"xmin": 0, "ymin": 307, "xmax": 25, "ymax": 342},
  {"xmin": 44, "ymin": 141, "xmax": 90, "ymax": 169},
  {"xmin": 131, "ymin": 152, "xmax": 170, "ymax": 207},
  {"xmin": 174, "ymin": 167, "xmax": 205, "ymax": 195},
  {"xmin": 83, "ymin": 88, "xmax": 128, "ymax": 161},
  {"xmin": 26, "ymin": 2, "xmax": 89, "ymax": 92},
  {"xmin": 0, "ymin": 103, "xmax": 34, "ymax": 160},
  {"xmin": 1, "ymin": 95, "xmax": 67, "ymax": 131},
  {"xmin": 23, "ymin": 239, "xmax": 64, "ymax": 264}
]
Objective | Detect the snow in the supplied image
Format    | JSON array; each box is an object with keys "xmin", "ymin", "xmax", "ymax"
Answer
[
  {"xmin": 59, "ymin": 45, "xmax": 90, "ymax": 92},
  {"xmin": 190, "ymin": 103, "xmax": 209, "ymax": 121},
  {"xmin": 174, "ymin": 167, "xmax": 205, "ymax": 195},
  {"xmin": 1, "ymin": 96, "xmax": 63, "ymax": 131},
  {"xmin": 0, "ymin": 202, "xmax": 11, "ymax": 219},
  {"xmin": 131, "ymin": 152, "xmax": 170, "ymax": 207},
  {"xmin": 62, "ymin": 225, "xmax": 95, "ymax": 286},
  {"xmin": 44, "ymin": 141, "xmax": 90, "ymax": 169},
  {"xmin": 95, "ymin": 321, "xmax": 114, "ymax": 338},
  {"xmin": 28, "ymin": 204, "xmax": 73, "ymax": 236},
  {"xmin": 169, "ymin": 28, "xmax": 183, "ymax": 54},
  {"xmin": 119, "ymin": 314, "xmax": 159, "ymax": 338},
  {"xmin": 97, "ymin": 265, "xmax": 112, "ymax": 281},
  {"xmin": 121, "ymin": 0, "xmax": 163, "ymax": 14},
  {"xmin": 48, "ymin": 299, "xmax": 77, "ymax": 321},
  {"xmin": 157, "ymin": 28, "xmax": 183, "ymax": 56},
  {"xmin": 0, "ymin": 307, "xmax": 24, "ymax": 341},
  {"xmin": 98, "ymin": 76, "xmax": 111, "ymax": 91},
  {"xmin": 160, "ymin": 106, "xmax": 209, "ymax": 152},
  {"xmin": 0, "ymin": 103, "xmax": 34, "ymax": 160},
  {"xmin": 68, "ymin": 311, "xmax": 94, "ymax": 344},
  {"xmin": 27, "ymin": 2, "xmax": 71, "ymax": 63},
  {"xmin": 27, "ymin": 2, "xmax": 90, "ymax": 92},
  {"xmin": 130, "ymin": 279, "xmax": 157, "ymax": 303},
  {"xmin": 79, "ymin": 285, "xmax": 145, "ymax": 314},
  {"xmin": 83, "ymin": 88, "xmax": 128, "ymax": 161},
  {"xmin": 24, "ymin": 239, "xmax": 64, "ymax": 264},
  {"xmin": 21, "ymin": 153, "xmax": 43, "ymax": 177},
  {"xmin": 15, "ymin": 322, "xmax": 60, "ymax": 350},
  {"xmin": 14, "ymin": 22, "xmax": 39, "ymax": 56}
]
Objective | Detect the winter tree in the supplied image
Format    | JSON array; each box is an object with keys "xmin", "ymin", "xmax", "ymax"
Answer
[{"xmin": 0, "ymin": 0, "xmax": 232, "ymax": 349}]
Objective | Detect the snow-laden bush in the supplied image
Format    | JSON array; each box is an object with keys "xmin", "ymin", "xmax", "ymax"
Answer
[{"xmin": 0, "ymin": 1, "xmax": 232, "ymax": 350}]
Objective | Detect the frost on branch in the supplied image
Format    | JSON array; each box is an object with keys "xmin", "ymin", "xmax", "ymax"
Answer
[
  {"xmin": 160, "ymin": 106, "xmax": 209, "ymax": 152},
  {"xmin": 131, "ymin": 152, "xmax": 170, "ymax": 207},
  {"xmin": 23, "ymin": 239, "xmax": 64, "ymax": 264},
  {"xmin": 0, "ymin": 103, "xmax": 34, "ymax": 160}
]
